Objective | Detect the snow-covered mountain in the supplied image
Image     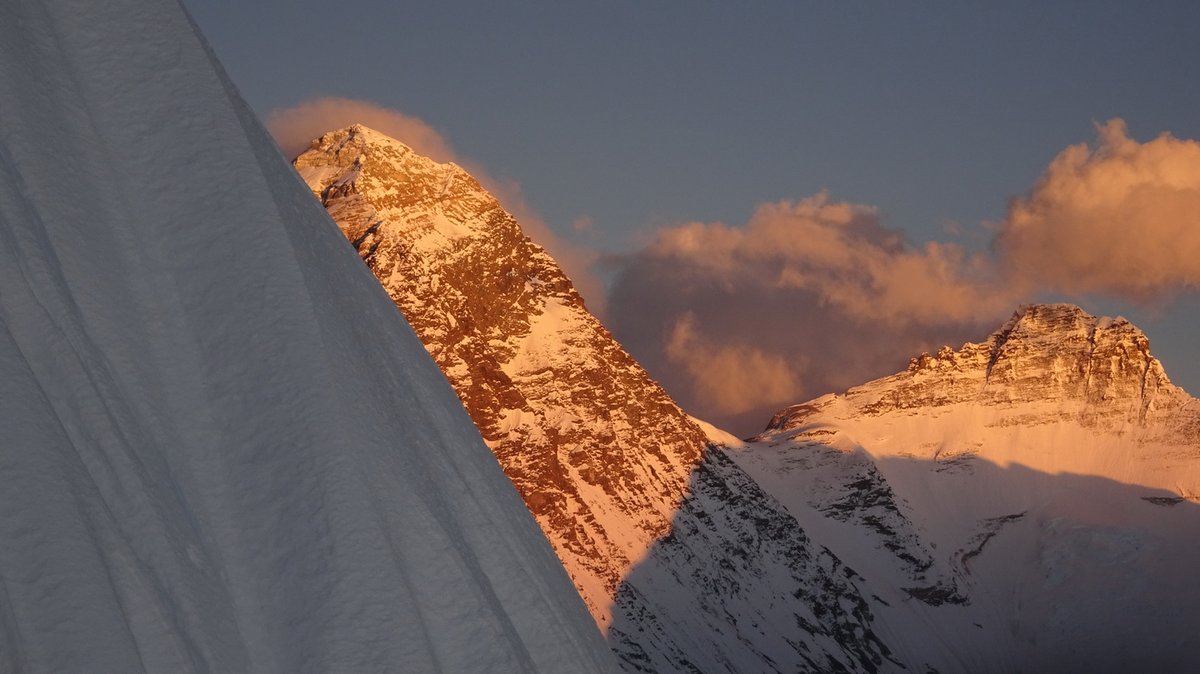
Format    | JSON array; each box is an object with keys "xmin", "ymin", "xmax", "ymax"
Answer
[
  {"xmin": 294, "ymin": 125, "xmax": 900, "ymax": 672},
  {"xmin": 727, "ymin": 304, "xmax": 1200, "ymax": 672},
  {"xmin": 0, "ymin": 2, "xmax": 617, "ymax": 671}
]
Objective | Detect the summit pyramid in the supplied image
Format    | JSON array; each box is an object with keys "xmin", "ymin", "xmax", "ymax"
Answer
[{"xmin": 296, "ymin": 125, "xmax": 901, "ymax": 672}]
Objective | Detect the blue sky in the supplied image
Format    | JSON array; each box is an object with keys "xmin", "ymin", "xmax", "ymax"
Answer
[{"xmin": 189, "ymin": 1, "xmax": 1200, "ymax": 430}]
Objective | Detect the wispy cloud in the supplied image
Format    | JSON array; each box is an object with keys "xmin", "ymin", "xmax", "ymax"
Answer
[
  {"xmin": 609, "ymin": 192, "xmax": 1012, "ymax": 433},
  {"xmin": 266, "ymin": 97, "xmax": 607, "ymax": 311},
  {"xmin": 267, "ymin": 97, "xmax": 456, "ymax": 162},
  {"xmin": 665, "ymin": 313, "xmax": 805, "ymax": 417}
]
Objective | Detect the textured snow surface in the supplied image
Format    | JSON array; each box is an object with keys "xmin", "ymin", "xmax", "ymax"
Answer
[
  {"xmin": 728, "ymin": 305, "xmax": 1200, "ymax": 672},
  {"xmin": 0, "ymin": 1, "xmax": 616, "ymax": 672}
]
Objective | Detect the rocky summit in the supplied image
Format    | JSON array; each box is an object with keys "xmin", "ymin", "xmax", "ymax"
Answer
[
  {"xmin": 769, "ymin": 303, "xmax": 1187, "ymax": 426},
  {"xmin": 294, "ymin": 125, "xmax": 899, "ymax": 673}
]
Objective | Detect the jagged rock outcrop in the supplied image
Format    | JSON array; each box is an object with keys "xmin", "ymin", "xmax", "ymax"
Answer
[
  {"xmin": 767, "ymin": 304, "xmax": 1189, "ymax": 428},
  {"xmin": 728, "ymin": 303, "xmax": 1200, "ymax": 672},
  {"xmin": 293, "ymin": 125, "xmax": 897, "ymax": 672}
]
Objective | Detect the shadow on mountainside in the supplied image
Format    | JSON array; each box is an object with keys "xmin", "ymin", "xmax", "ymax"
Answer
[
  {"xmin": 871, "ymin": 453, "xmax": 1200, "ymax": 673},
  {"xmin": 604, "ymin": 447, "xmax": 902, "ymax": 674},
  {"xmin": 606, "ymin": 446, "xmax": 1200, "ymax": 673}
]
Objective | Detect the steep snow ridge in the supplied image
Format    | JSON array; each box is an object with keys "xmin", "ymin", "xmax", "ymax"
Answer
[
  {"xmin": 730, "ymin": 303, "xmax": 1200, "ymax": 672},
  {"xmin": 0, "ymin": 2, "xmax": 617, "ymax": 672},
  {"xmin": 296, "ymin": 126, "xmax": 899, "ymax": 672}
]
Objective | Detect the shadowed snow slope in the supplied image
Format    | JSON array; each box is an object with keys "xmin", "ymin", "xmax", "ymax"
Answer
[
  {"xmin": 725, "ymin": 304, "xmax": 1200, "ymax": 672},
  {"xmin": 0, "ymin": 1, "xmax": 615, "ymax": 672}
]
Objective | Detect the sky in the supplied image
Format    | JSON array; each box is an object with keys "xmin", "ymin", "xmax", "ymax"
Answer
[{"xmin": 188, "ymin": 1, "xmax": 1200, "ymax": 435}]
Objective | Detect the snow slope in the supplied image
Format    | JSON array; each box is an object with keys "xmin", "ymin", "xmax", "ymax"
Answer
[
  {"xmin": 0, "ymin": 1, "xmax": 616, "ymax": 672},
  {"xmin": 727, "ymin": 304, "xmax": 1200, "ymax": 672}
]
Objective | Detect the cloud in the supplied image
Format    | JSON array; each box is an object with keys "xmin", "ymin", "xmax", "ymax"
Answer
[
  {"xmin": 609, "ymin": 120, "xmax": 1200, "ymax": 435},
  {"xmin": 638, "ymin": 194, "xmax": 1013, "ymax": 327},
  {"xmin": 572, "ymin": 216, "xmax": 594, "ymax": 234},
  {"xmin": 998, "ymin": 119, "xmax": 1200, "ymax": 301},
  {"xmin": 665, "ymin": 313, "xmax": 804, "ymax": 416},
  {"xmin": 608, "ymin": 192, "xmax": 1016, "ymax": 435},
  {"xmin": 266, "ymin": 98, "xmax": 606, "ymax": 312},
  {"xmin": 269, "ymin": 106, "xmax": 1199, "ymax": 435},
  {"xmin": 266, "ymin": 97, "xmax": 457, "ymax": 162}
]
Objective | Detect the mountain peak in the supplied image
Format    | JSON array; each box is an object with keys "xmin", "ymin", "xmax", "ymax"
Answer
[
  {"xmin": 1008, "ymin": 301, "xmax": 1103, "ymax": 325},
  {"xmin": 996, "ymin": 302, "xmax": 1132, "ymax": 344},
  {"xmin": 346, "ymin": 121, "xmax": 377, "ymax": 135},
  {"xmin": 295, "ymin": 124, "xmax": 468, "ymax": 188},
  {"xmin": 308, "ymin": 123, "xmax": 414, "ymax": 153},
  {"xmin": 770, "ymin": 303, "xmax": 1188, "ymax": 432},
  {"xmin": 913, "ymin": 302, "xmax": 1180, "ymax": 416},
  {"xmin": 296, "ymin": 128, "xmax": 899, "ymax": 671},
  {"xmin": 293, "ymin": 125, "xmax": 498, "ymax": 264},
  {"xmin": 294, "ymin": 120, "xmax": 708, "ymax": 611},
  {"xmin": 738, "ymin": 329, "xmax": 1200, "ymax": 674},
  {"xmin": 980, "ymin": 301, "xmax": 1159, "ymax": 381}
]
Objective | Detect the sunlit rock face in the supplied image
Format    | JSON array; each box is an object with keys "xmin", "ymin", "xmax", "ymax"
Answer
[
  {"xmin": 769, "ymin": 303, "xmax": 1190, "ymax": 429},
  {"xmin": 731, "ymin": 304, "xmax": 1200, "ymax": 673},
  {"xmin": 295, "ymin": 124, "xmax": 706, "ymax": 615},
  {"xmin": 294, "ymin": 125, "xmax": 899, "ymax": 673}
]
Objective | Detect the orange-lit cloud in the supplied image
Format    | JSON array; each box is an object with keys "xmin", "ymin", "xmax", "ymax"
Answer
[
  {"xmin": 998, "ymin": 119, "xmax": 1200, "ymax": 301},
  {"xmin": 646, "ymin": 193, "xmax": 1012, "ymax": 326},
  {"xmin": 267, "ymin": 97, "xmax": 606, "ymax": 312},
  {"xmin": 665, "ymin": 313, "xmax": 804, "ymax": 416},
  {"xmin": 572, "ymin": 216, "xmax": 595, "ymax": 234},
  {"xmin": 611, "ymin": 120, "xmax": 1200, "ymax": 434},
  {"xmin": 609, "ymin": 192, "xmax": 1013, "ymax": 434},
  {"xmin": 270, "ymin": 104, "xmax": 1199, "ymax": 435},
  {"xmin": 267, "ymin": 97, "xmax": 457, "ymax": 162}
]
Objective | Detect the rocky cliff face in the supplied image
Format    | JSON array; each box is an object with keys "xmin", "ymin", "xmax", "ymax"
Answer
[
  {"xmin": 293, "ymin": 125, "xmax": 896, "ymax": 672},
  {"xmin": 730, "ymin": 304, "xmax": 1200, "ymax": 672},
  {"xmin": 768, "ymin": 304, "xmax": 1190, "ymax": 429},
  {"xmin": 296, "ymin": 126, "xmax": 704, "ymax": 611}
]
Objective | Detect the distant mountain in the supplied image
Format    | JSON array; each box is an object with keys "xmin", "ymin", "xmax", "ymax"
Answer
[
  {"xmin": 726, "ymin": 304, "xmax": 1200, "ymax": 672},
  {"xmin": 293, "ymin": 125, "xmax": 900, "ymax": 672}
]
